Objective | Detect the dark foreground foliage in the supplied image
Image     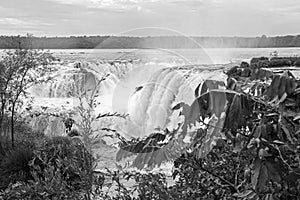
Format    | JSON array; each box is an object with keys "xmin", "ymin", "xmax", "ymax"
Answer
[
  {"xmin": 0, "ymin": 134, "xmax": 97, "ymax": 200},
  {"xmin": 114, "ymin": 59, "xmax": 300, "ymax": 200}
]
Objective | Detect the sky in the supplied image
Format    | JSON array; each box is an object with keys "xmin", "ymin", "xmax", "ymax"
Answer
[{"xmin": 0, "ymin": 0, "xmax": 300, "ymax": 37}]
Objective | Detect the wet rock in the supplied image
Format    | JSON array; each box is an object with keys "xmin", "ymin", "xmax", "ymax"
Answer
[
  {"xmin": 294, "ymin": 59, "xmax": 300, "ymax": 67},
  {"xmin": 250, "ymin": 57, "xmax": 269, "ymax": 68},
  {"xmin": 44, "ymin": 116, "xmax": 66, "ymax": 138},
  {"xmin": 269, "ymin": 58, "xmax": 292, "ymax": 67},
  {"xmin": 240, "ymin": 61, "xmax": 250, "ymax": 68},
  {"xmin": 240, "ymin": 68, "xmax": 251, "ymax": 77},
  {"xmin": 68, "ymin": 129, "xmax": 80, "ymax": 137},
  {"xmin": 31, "ymin": 115, "xmax": 66, "ymax": 138},
  {"xmin": 227, "ymin": 66, "xmax": 240, "ymax": 76}
]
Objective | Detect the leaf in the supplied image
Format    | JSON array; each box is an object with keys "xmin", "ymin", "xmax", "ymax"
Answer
[
  {"xmin": 233, "ymin": 133, "xmax": 243, "ymax": 153},
  {"xmin": 264, "ymin": 194, "xmax": 274, "ymax": 200},
  {"xmin": 258, "ymin": 148, "xmax": 272, "ymax": 160},
  {"xmin": 172, "ymin": 102, "xmax": 185, "ymax": 110},
  {"xmin": 197, "ymin": 112, "xmax": 226, "ymax": 158},
  {"xmin": 195, "ymin": 82, "xmax": 201, "ymax": 98},
  {"xmin": 265, "ymin": 160, "xmax": 281, "ymax": 184},
  {"xmin": 293, "ymin": 114, "xmax": 300, "ymax": 121},
  {"xmin": 129, "ymin": 139, "xmax": 186, "ymax": 169},
  {"xmin": 120, "ymin": 133, "xmax": 167, "ymax": 153},
  {"xmin": 278, "ymin": 92, "xmax": 287, "ymax": 104},
  {"xmin": 272, "ymin": 140, "xmax": 285, "ymax": 145},
  {"xmin": 266, "ymin": 75, "xmax": 281, "ymax": 100},
  {"xmin": 225, "ymin": 94, "xmax": 242, "ymax": 131},
  {"xmin": 116, "ymin": 148, "xmax": 135, "ymax": 162},
  {"xmin": 194, "ymin": 80, "xmax": 225, "ymax": 98},
  {"xmin": 208, "ymin": 90, "xmax": 228, "ymax": 118},
  {"xmin": 237, "ymin": 190, "xmax": 253, "ymax": 198},
  {"xmin": 236, "ymin": 190, "xmax": 259, "ymax": 200},
  {"xmin": 279, "ymin": 119, "xmax": 294, "ymax": 143},
  {"xmin": 252, "ymin": 159, "xmax": 268, "ymax": 193}
]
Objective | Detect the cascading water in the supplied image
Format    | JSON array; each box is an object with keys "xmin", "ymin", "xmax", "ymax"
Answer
[
  {"xmin": 28, "ymin": 60, "xmax": 136, "ymax": 138},
  {"xmin": 27, "ymin": 56, "xmax": 231, "ymax": 171},
  {"xmin": 29, "ymin": 61, "xmax": 131, "ymax": 98},
  {"xmin": 27, "ymin": 58, "xmax": 229, "ymax": 168},
  {"xmin": 116, "ymin": 65, "xmax": 228, "ymax": 138}
]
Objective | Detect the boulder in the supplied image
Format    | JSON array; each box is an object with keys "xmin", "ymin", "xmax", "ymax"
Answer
[
  {"xmin": 240, "ymin": 61, "xmax": 250, "ymax": 68},
  {"xmin": 240, "ymin": 68, "xmax": 251, "ymax": 77},
  {"xmin": 31, "ymin": 115, "xmax": 66, "ymax": 138},
  {"xmin": 250, "ymin": 57, "xmax": 269, "ymax": 68},
  {"xmin": 294, "ymin": 59, "xmax": 300, "ymax": 67},
  {"xmin": 269, "ymin": 58, "xmax": 292, "ymax": 68},
  {"xmin": 227, "ymin": 66, "xmax": 239, "ymax": 76}
]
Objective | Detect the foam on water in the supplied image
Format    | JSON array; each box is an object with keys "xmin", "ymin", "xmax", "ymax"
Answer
[{"xmin": 29, "ymin": 59, "xmax": 228, "ymax": 138}]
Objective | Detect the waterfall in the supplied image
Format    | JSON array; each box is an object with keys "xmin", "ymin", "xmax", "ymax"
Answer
[
  {"xmin": 29, "ymin": 61, "xmax": 135, "ymax": 98},
  {"xmin": 28, "ymin": 60, "xmax": 135, "ymax": 137},
  {"xmin": 117, "ymin": 66, "xmax": 228, "ymax": 138},
  {"xmin": 28, "ymin": 60, "xmax": 228, "ymax": 143}
]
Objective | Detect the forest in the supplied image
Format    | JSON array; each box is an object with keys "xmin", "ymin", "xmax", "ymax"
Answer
[{"xmin": 1, "ymin": 35, "xmax": 300, "ymax": 49}]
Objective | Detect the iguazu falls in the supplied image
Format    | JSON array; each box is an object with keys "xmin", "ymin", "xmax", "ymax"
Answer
[{"xmin": 1, "ymin": 0, "xmax": 300, "ymax": 199}]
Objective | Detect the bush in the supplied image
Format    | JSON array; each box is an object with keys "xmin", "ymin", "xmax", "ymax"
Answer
[
  {"xmin": 0, "ymin": 146, "xmax": 34, "ymax": 190},
  {"xmin": 33, "ymin": 136, "xmax": 95, "ymax": 191},
  {"xmin": 1, "ymin": 136, "xmax": 96, "ymax": 199},
  {"xmin": 0, "ymin": 117, "xmax": 44, "ymax": 149},
  {"xmin": 0, "ymin": 119, "xmax": 45, "ymax": 191}
]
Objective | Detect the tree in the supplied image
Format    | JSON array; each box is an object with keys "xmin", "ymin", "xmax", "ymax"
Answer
[
  {"xmin": 0, "ymin": 48, "xmax": 55, "ymax": 146},
  {"xmin": 116, "ymin": 62, "xmax": 300, "ymax": 199}
]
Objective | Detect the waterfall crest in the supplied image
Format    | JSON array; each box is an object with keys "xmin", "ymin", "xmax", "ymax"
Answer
[{"xmin": 122, "ymin": 66, "xmax": 228, "ymax": 138}]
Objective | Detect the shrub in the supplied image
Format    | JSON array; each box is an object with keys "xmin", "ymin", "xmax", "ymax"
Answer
[
  {"xmin": 33, "ymin": 136, "xmax": 95, "ymax": 192},
  {"xmin": 0, "ymin": 146, "xmax": 34, "ymax": 190},
  {"xmin": 1, "ymin": 136, "xmax": 96, "ymax": 199}
]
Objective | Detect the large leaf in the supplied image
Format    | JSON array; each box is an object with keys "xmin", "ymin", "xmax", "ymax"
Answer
[
  {"xmin": 119, "ymin": 133, "xmax": 167, "ymax": 154},
  {"xmin": 197, "ymin": 113, "xmax": 226, "ymax": 158},
  {"xmin": 181, "ymin": 89, "xmax": 255, "ymax": 158},
  {"xmin": 252, "ymin": 159, "xmax": 268, "ymax": 193},
  {"xmin": 116, "ymin": 89, "xmax": 259, "ymax": 169},
  {"xmin": 117, "ymin": 139, "xmax": 186, "ymax": 169},
  {"xmin": 266, "ymin": 73, "xmax": 297, "ymax": 101},
  {"xmin": 265, "ymin": 160, "xmax": 282, "ymax": 184},
  {"xmin": 224, "ymin": 93, "xmax": 253, "ymax": 132},
  {"xmin": 195, "ymin": 79, "xmax": 226, "ymax": 97}
]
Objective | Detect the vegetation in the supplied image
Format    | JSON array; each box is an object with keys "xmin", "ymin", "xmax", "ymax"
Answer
[
  {"xmin": 115, "ymin": 58, "xmax": 300, "ymax": 199},
  {"xmin": 1, "ymin": 41, "xmax": 300, "ymax": 200},
  {"xmin": 2, "ymin": 35, "xmax": 300, "ymax": 49},
  {"xmin": 0, "ymin": 48, "xmax": 55, "ymax": 146}
]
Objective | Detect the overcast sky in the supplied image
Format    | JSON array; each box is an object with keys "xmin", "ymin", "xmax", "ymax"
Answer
[{"xmin": 0, "ymin": 0, "xmax": 299, "ymax": 37}]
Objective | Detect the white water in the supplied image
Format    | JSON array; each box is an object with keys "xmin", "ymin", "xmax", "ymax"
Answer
[
  {"xmin": 21, "ymin": 47, "xmax": 300, "ymax": 170},
  {"xmin": 28, "ymin": 57, "xmax": 228, "ymax": 139},
  {"xmin": 26, "ymin": 47, "xmax": 300, "ymax": 137}
]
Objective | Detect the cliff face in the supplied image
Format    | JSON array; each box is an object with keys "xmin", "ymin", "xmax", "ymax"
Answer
[{"xmin": 1, "ymin": 35, "xmax": 300, "ymax": 49}]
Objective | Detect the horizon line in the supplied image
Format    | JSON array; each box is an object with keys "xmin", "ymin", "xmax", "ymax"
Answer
[{"xmin": 1, "ymin": 34, "xmax": 300, "ymax": 38}]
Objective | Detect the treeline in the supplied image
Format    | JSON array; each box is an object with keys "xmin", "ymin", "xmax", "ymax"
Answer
[{"xmin": 1, "ymin": 35, "xmax": 300, "ymax": 49}]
